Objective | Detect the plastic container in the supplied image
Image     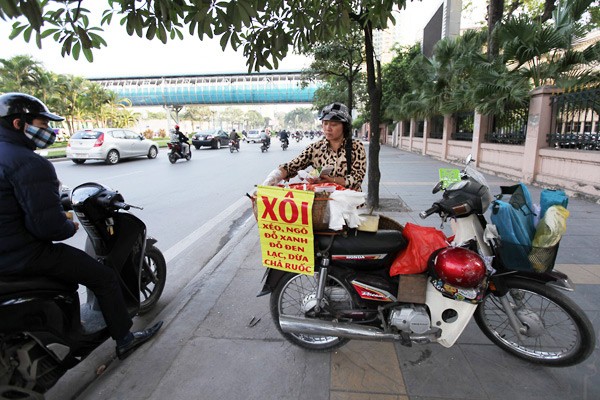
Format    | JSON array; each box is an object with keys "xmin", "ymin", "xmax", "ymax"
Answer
[{"xmin": 357, "ymin": 214, "xmax": 380, "ymax": 232}]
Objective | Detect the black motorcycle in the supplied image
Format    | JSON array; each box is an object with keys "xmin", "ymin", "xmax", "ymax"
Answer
[
  {"xmin": 230, "ymin": 139, "xmax": 240, "ymax": 153},
  {"xmin": 261, "ymin": 138, "xmax": 270, "ymax": 153},
  {"xmin": 281, "ymin": 137, "xmax": 289, "ymax": 151},
  {"xmin": 167, "ymin": 141, "xmax": 191, "ymax": 163},
  {"xmin": 0, "ymin": 183, "xmax": 167, "ymax": 397}
]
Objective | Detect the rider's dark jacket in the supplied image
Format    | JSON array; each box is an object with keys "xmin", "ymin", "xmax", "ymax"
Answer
[
  {"xmin": 0, "ymin": 125, "xmax": 76, "ymax": 273},
  {"xmin": 175, "ymin": 130, "xmax": 189, "ymax": 143}
]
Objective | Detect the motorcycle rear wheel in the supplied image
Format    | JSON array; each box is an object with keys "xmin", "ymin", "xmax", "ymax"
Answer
[
  {"xmin": 475, "ymin": 278, "xmax": 595, "ymax": 366},
  {"xmin": 271, "ymin": 272, "xmax": 353, "ymax": 351},
  {"xmin": 168, "ymin": 153, "xmax": 177, "ymax": 164},
  {"xmin": 139, "ymin": 245, "xmax": 167, "ymax": 314}
]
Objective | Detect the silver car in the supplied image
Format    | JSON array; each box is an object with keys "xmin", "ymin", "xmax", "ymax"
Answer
[{"xmin": 66, "ymin": 128, "xmax": 159, "ymax": 165}]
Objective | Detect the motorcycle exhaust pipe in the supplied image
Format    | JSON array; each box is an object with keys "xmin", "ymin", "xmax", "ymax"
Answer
[{"xmin": 279, "ymin": 315, "xmax": 404, "ymax": 341}]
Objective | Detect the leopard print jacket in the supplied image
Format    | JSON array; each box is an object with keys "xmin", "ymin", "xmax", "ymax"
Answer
[{"xmin": 280, "ymin": 138, "xmax": 367, "ymax": 191}]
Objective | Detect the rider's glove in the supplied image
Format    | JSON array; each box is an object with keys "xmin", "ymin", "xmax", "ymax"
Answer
[{"xmin": 262, "ymin": 169, "xmax": 283, "ymax": 186}]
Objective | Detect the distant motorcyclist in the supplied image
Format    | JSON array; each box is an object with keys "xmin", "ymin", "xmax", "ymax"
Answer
[
  {"xmin": 229, "ymin": 129, "xmax": 242, "ymax": 148},
  {"xmin": 173, "ymin": 125, "xmax": 190, "ymax": 156},
  {"xmin": 279, "ymin": 129, "xmax": 289, "ymax": 147},
  {"xmin": 260, "ymin": 129, "xmax": 271, "ymax": 148}
]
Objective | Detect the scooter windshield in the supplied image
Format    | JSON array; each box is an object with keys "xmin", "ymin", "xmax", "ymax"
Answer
[{"xmin": 71, "ymin": 182, "xmax": 109, "ymax": 205}]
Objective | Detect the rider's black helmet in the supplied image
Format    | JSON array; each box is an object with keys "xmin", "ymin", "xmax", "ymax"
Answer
[{"xmin": 0, "ymin": 92, "xmax": 64, "ymax": 121}]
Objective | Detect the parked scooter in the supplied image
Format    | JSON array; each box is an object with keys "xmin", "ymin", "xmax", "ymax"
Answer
[
  {"xmin": 0, "ymin": 183, "xmax": 167, "ymax": 396},
  {"xmin": 259, "ymin": 155, "xmax": 595, "ymax": 367},
  {"xmin": 230, "ymin": 139, "xmax": 240, "ymax": 153},
  {"xmin": 167, "ymin": 141, "xmax": 191, "ymax": 163}
]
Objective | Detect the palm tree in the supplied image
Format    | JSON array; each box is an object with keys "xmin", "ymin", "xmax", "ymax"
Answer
[
  {"xmin": 496, "ymin": 0, "xmax": 600, "ymax": 89},
  {"xmin": 0, "ymin": 55, "xmax": 41, "ymax": 93}
]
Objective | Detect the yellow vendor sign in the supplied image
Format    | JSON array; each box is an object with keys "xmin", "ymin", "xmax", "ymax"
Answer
[{"xmin": 256, "ymin": 186, "xmax": 315, "ymax": 276}]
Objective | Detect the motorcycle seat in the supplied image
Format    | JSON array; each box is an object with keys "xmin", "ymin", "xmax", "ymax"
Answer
[
  {"xmin": 315, "ymin": 230, "xmax": 407, "ymax": 270},
  {"xmin": 0, "ymin": 276, "xmax": 76, "ymax": 296}
]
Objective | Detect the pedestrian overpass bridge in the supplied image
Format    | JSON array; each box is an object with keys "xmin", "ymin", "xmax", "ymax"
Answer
[{"xmin": 91, "ymin": 71, "xmax": 318, "ymax": 107}]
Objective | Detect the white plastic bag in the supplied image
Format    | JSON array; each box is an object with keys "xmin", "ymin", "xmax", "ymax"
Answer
[{"xmin": 328, "ymin": 190, "xmax": 366, "ymax": 231}]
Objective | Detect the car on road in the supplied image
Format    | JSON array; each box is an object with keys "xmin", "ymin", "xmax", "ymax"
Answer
[
  {"xmin": 191, "ymin": 129, "xmax": 229, "ymax": 149},
  {"xmin": 245, "ymin": 129, "xmax": 263, "ymax": 143},
  {"xmin": 66, "ymin": 128, "xmax": 158, "ymax": 165}
]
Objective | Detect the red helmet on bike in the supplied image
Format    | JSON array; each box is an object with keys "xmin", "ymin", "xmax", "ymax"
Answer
[
  {"xmin": 429, "ymin": 247, "xmax": 486, "ymax": 288},
  {"xmin": 174, "ymin": 125, "xmax": 180, "ymax": 130}
]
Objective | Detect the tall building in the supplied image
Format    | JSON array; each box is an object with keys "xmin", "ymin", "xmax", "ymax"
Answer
[{"xmin": 373, "ymin": 0, "xmax": 487, "ymax": 61}]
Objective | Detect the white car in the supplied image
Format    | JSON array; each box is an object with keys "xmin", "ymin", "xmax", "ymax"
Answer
[
  {"xmin": 66, "ymin": 128, "xmax": 158, "ymax": 165},
  {"xmin": 245, "ymin": 129, "xmax": 264, "ymax": 143}
]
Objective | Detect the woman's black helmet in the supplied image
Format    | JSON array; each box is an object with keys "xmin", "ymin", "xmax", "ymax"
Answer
[{"xmin": 0, "ymin": 92, "xmax": 64, "ymax": 121}]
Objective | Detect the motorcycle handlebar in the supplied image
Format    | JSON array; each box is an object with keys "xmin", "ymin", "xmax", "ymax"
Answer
[
  {"xmin": 113, "ymin": 201, "xmax": 131, "ymax": 210},
  {"xmin": 419, "ymin": 204, "xmax": 440, "ymax": 219}
]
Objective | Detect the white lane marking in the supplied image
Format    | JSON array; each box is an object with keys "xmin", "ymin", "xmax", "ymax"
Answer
[{"xmin": 163, "ymin": 196, "xmax": 248, "ymax": 263}]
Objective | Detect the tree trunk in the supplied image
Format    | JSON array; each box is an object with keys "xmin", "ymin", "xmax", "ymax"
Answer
[
  {"xmin": 364, "ymin": 22, "xmax": 381, "ymax": 208},
  {"xmin": 487, "ymin": 0, "xmax": 505, "ymax": 60},
  {"xmin": 347, "ymin": 76, "xmax": 353, "ymax": 115}
]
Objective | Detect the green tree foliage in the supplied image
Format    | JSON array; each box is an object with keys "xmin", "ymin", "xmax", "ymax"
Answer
[
  {"xmin": 182, "ymin": 105, "xmax": 213, "ymax": 129},
  {"xmin": 220, "ymin": 106, "xmax": 245, "ymax": 130},
  {"xmin": 392, "ymin": 0, "xmax": 599, "ymax": 122},
  {"xmin": 301, "ymin": 29, "xmax": 364, "ymax": 114},
  {"xmin": 381, "ymin": 43, "xmax": 421, "ymax": 122},
  {"xmin": 244, "ymin": 109, "xmax": 265, "ymax": 129},
  {"xmin": 0, "ymin": 55, "xmax": 138, "ymax": 132},
  {"xmin": 284, "ymin": 107, "xmax": 315, "ymax": 130}
]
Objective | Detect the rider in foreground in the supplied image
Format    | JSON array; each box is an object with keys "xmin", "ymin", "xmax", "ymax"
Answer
[{"xmin": 0, "ymin": 93, "xmax": 162, "ymax": 360}]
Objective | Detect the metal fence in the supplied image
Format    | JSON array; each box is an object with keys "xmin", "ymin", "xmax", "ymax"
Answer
[
  {"xmin": 486, "ymin": 106, "xmax": 528, "ymax": 145},
  {"xmin": 549, "ymin": 86, "xmax": 600, "ymax": 150},
  {"xmin": 451, "ymin": 112, "xmax": 474, "ymax": 141},
  {"xmin": 429, "ymin": 115, "xmax": 444, "ymax": 139},
  {"xmin": 415, "ymin": 120, "xmax": 425, "ymax": 138}
]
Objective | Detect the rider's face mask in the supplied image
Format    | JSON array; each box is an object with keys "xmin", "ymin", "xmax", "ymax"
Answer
[{"xmin": 23, "ymin": 123, "xmax": 57, "ymax": 149}]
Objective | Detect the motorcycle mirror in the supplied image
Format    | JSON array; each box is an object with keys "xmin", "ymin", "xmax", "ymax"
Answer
[
  {"xmin": 465, "ymin": 154, "xmax": 474, "ymax": 165},
  {"xmin": 432, "ymin": 181, "xmax": 444, "ymax": 194}
]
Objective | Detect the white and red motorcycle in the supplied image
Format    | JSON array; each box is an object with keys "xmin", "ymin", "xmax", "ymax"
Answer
[{"xmin": 258, "ymin": 156, "xmax": 595, "ymax": 367}]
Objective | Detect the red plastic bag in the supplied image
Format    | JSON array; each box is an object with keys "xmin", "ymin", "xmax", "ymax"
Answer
[{"xmin": 390, "ymin": 223, "xmax": 449, "ymax": 276}]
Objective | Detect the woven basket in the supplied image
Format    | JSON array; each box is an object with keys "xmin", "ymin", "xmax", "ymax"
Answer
[
  {"xmin": 250, "ymin": 192, "xmax": 330, "ymax": 230},
  {"xmin": 377, "ymin": 215, "xmax": 404, "ymax": 232}
]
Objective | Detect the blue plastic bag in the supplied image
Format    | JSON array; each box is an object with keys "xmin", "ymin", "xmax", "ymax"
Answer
[
  {"xmin": 490, "ymin": 184, "xmax": 536, "ymax": 268},
  {"xmin": 540, "ymin": 189, "xmax": 568, "ymax": 219}
]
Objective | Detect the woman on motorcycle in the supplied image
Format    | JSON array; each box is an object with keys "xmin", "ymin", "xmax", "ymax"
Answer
[
  {"xmin": 262, "ymin": 102, "xmax": 366, "ymax": 191},
  {"xmin": 0, "ymin": 93, "xmax": 162, "ymax": 360}
]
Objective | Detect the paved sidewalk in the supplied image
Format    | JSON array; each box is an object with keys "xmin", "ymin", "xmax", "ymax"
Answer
[{"xmin": 48, "ymin": 146, "xmax": 600, "ymax": 400}]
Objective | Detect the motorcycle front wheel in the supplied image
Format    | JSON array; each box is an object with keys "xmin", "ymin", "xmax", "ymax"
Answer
[
  {"xmin": 139, "ymin": 245, "xmax": 167, "ymax": 314},
  {"xmin": 475, "ymin": 278, "xmax": 595, "ymax": 367},
  {"xmin": 271, "ymin": 272, "xmax": 353, "ymax": 352}
]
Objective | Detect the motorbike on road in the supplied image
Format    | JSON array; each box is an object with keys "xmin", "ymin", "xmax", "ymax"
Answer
[
  {"xmin": 281, "ymin": 137, "xmax": 289, "ymax": 151},
  {"xmin": 259, "ymin": 155, "xmax": 595, "ymax": 367},
  {"xmin": 261, "ymin": 138, "xmax": 270, "ymax": 153},
  {"xmin": 0, "ymin": 183, "xmax": 167, "ymax": 397},
  {"xmin": 230, "ymin": 139, "xmax": 240, "ymax": 153},
  {"xmin": 167, "ymin": 141, "xmax": 191, "ymax": 163}
]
